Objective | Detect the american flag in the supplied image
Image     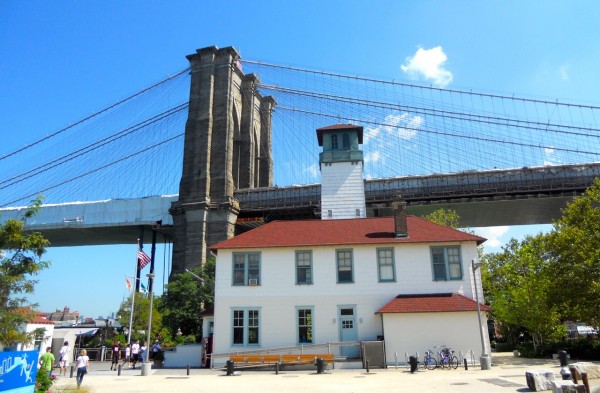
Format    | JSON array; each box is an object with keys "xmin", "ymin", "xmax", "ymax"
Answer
[
  {"xmin": 125, "ymin": 277, "xmax": 132, "ymax": 291},
  {"xmin": 138, "ymin": 250, "xmax": 151, "ymax": 269}
]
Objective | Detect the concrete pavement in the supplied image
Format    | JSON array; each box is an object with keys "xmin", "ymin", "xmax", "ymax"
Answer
[{"xmin": 53, "ymin": 352, "xmax": 599, "ymax": 393}]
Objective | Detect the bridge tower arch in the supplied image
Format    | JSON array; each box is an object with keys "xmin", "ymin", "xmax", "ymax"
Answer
[{"xmin": 170, "ymin": 46, "xmax": 275, "ymax": 275}]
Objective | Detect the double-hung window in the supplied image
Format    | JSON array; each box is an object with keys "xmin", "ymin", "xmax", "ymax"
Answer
[
  {"xmin": 331, "ymin": 134, "xmax": 338, "ymax": 150},
  {"xmin": 232, "ymin": 308, "xmax": 260, "ymax": 346},
  {"xmin": 377, "ymin": 248, "xmax": 396, "ymax": 282},
  {"xmin": 233, "ymin": 252, "xmax": 260, "ymax": 286},
  {"xmin": 296, "ymin": 251, "xmax": 313, "ymax": 285},
  {"xmin": 342, "ymin": 133, "xmax": 350, "ymax": 149},
  {"xmin": 336, "ymin": 249, "xmax": 354, "ymax": 283},
  {"xmin": 431, "ymin": 246, "xmax": 463, "ymax": 281},
  {"xmin": 297, "ymin": 307, "xmax": 313, "ymax": 344}
]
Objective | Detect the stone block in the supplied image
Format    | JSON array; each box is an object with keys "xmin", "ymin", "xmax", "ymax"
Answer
[
  {"xmin": 526, "ymin": 369, "xmax": 556, "ymax": 391},
  {"xmin": 570, "ymin": 362, "xmax": 600, "ymax": 379}
]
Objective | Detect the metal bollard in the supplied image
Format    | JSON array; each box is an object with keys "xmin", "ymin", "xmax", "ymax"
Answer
[
  {"xmin": 558, "ymin": 350, "xmax": 568, "ymax": 367},
  {"xmin": 118, "ymin": 364, "xmax": 122, "ymax": 376},
  {"xmin": 276, "ymin": 361, "xmax": 280, "ymax": 375},
  {"xmin": 187, "ymin": 364, "xmax": 190, "ymax": 376},
  {"xmin": 464, "ymin": 358, "xmax": 468, "ymax": 370},
  {"xmin": 70, "ymin": 365, "xmax": 74, "ymax": 378},
  {"xmin": 225, "ymin": 360, "xmax": 234, "ymax": 376},
  {"xmin": 316, "ymin": 358, "xmax": 325, "ymax": 374},
  {"xmin": 408, "ymin": 356, "xmax": 418, "ymax": 374}
]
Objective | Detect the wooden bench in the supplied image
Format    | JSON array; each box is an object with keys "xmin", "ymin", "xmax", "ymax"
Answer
[
  {"xmin": 229, "ymin": 354, "xmax": 335, "ymax": 369},
  {"xmin": 230, "ymin": 354, "xmax": 281, "ymax": 366},
  {"xmin": 281, "ymin": 354, "xmax": 335, "ymax": 368}
]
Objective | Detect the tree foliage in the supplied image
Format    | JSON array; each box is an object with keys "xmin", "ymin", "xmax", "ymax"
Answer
[
  {"xmin": 481, "ymin": 235, "xmax": 564, "ymax": 353},
  {"xmin": 0, "ymin": 197, "xmax": 50, "ymax": 346},
  {"xmin": 547, "ymin": 179, "xmax": 600, "ymax": 326},
  {"xmin": 116, "ymin": 292, "xmax": 162, "ymax": 342},
  {"xmin": 158, "ymin": 257, "xmax": 215, "ymax": 340},
  {"xmin": 423, "ymin": 208, "xmax": 462, "ymax": 228}
]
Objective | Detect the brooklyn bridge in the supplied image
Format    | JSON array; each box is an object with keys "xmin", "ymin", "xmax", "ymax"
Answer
[{"xmin": 2, "ymin": 46, "xmax": 599, "ymax": 276}]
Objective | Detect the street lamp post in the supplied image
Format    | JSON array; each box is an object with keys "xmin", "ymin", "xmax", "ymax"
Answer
[
  {"xmin": 472, "ymin": 259, "xmax": 491, "ymax": 370},
  {"xmin": 146, "ymin": 272, "xmax": 155, "ymax": 362},
  {"xmin": 140, "ymin": 272, "xmax": 155, "ymax": 376}
]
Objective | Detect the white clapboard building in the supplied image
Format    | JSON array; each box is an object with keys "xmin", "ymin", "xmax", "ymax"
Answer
[{"xmin": 209, "ymin": 124, "xmax": 491, "ymax": 366}]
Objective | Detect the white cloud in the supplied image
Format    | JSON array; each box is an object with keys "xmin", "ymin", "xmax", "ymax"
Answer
[
  {"xmin": 302, "ymin": 163, "xmax": 320, "ymax": 179},
  {"xmin": 363, "ymin": 126, "xmax": 381, "ymax": 143},
  {"xmin": 364, "ymin": 150, "xmax": 381, "ymax": 164},
  {"xmin": 401, "ymin": 46, "xmax": 453, "ymax": 88},
  {"xmin": 366, "ymin": 112, "xmax": 423, "ymax": 143},
  {"xmin": 383, "ymin": 113, "xmax": 422, "ymax": 140},
  {"xmin": 559, "ymin": 65, "xmax": 569, "ymax": 81},
  {"xmin": 472, "ymin": 226, "xmax": 510, "ymax": 249},
  {"xmin": 543, "ymin": 146, "xmax": 563, "ymax": 165}
]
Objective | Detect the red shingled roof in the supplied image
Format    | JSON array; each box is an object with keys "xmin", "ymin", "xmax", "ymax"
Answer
[
  {"xmin": 30, "ymin": 314, "xmax": 54, "ymax": 325},
  {"xmin": 211, "ymin": 216, "xmax": 485, "ymax": 250},
  {"xmin": 376, "ymin": 293, "xmax": 490, "ymax": 314}
]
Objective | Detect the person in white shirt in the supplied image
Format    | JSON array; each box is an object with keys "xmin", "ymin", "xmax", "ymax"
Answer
[
  {"xmin": 122, "ymin": 343, "xmax": 131, "ymax": 368},
  {"xmin": 75, "ymin": 349, "xmax": 90, "ymax": 387},
  {"xmin": 59, "ymin": 341, "xmax": 70, "ymax": 376},
  {"xmin": 131, "ymin": 340, "xmax": 140, "ymax": 369}
]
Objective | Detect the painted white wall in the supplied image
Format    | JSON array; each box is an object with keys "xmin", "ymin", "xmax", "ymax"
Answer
[
  {"xmin": 213, "ymin": 240, "xmax": 482, "ymax": 356},
  {"xmin": 381, "ymin": 311, "xmax": 490, "ymax": 366},
  {"xmin": 321, "ymin": 161, "xmax": 366, "ymax": 219},
  {"xmin": 17, "ymin": 323, "xmax": 54, "ymax": 353},
  {"xmin": 164, "ymin": 344, "xmax": 203, "ymax": 368}
]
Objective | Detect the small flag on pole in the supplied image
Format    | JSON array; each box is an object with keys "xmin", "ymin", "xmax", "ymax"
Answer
[
  {"xmin": 125, "ymin": 277, "xmax": 132, "ymax": 291},
  {"xmin": 138, "ymin": 250, "xmax": 151, "ymax": 269},
  {"xmin": 140, "ymin": 282, "xmax": 148, "ymax": 295}
]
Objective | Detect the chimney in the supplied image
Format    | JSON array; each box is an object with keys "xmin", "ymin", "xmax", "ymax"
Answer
[{"xmin": 391, "ymin": 198, "xmax": 408, "ymax": 238}]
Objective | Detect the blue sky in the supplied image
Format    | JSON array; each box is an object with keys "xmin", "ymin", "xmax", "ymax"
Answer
[{"xmin": 2, "ymin": 0, "xmax": 598, "ymax": 318}]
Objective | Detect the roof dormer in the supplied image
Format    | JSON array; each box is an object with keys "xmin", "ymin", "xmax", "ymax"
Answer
[{"xmin": 317, "ymin": 124, "xmax": 363, "ymax": 164}]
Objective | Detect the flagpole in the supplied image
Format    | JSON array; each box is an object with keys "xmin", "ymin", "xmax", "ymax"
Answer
[{"xmin": 127, "ymin": 241, "xmax": 140, "ymax": 345}]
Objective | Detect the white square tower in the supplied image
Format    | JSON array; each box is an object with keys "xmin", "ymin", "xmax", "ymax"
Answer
[{"xmin": 317, "ymin": 124, "xmax": 366, "ymax": 220}]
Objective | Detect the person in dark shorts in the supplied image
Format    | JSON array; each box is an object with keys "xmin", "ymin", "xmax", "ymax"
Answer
[
  {"xmin": 131, "ymin": 339, "xmax": 140, "ymax": 369},
  {"xmin": 110, "ymin": 340, "xmax": 121, "ymax": 370}
]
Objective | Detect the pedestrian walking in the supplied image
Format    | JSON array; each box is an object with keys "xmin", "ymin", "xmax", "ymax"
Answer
[{"xmin": 75, "ymin": 349, "xmax": 89, "ymax": 388}]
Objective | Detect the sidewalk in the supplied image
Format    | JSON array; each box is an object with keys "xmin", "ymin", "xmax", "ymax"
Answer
[{"xmin": 53, "ymin": 352, "xmax": 599, "ymax": 393}]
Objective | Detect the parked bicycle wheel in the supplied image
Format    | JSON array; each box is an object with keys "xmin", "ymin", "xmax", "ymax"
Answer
[
  {"xmin": 426, "ymin": 357, "xmax": 437, "ymax": 370},
  {"xmin": 450, "ymin": 355, "xmax": 459, "ymax": 369},
  {"xmin": 440, "ymin": 357, "xmax": 450, "ymax": 369}
]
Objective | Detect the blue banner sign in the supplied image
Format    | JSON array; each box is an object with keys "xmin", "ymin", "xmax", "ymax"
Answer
[{"xmin": 0, "ymin": 350, "xmax": 39, "ymax": 393}]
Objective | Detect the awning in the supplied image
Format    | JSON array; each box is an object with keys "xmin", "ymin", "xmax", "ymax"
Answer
[{"xmin": 75, "ymin": 328, "xmax": 99, "ymax": 337}]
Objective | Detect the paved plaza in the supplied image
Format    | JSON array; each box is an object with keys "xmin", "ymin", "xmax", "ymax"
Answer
[{"xmin": 52, "ymin": 352, "xmax": 599, "ymax": 393}]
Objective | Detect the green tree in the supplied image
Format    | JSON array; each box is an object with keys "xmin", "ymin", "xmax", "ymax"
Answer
[
  {"xmin": 116, "ymin": 292, "xmax": 162, "ymax": 343},
  {"xmin": 158, "ymin": 257, "xmax": 215, "ymax": 340},
  {"xmin": 0, "ymin": 197, "xmax": 50, "ymax": 347},
  {"xmin": 423, "ymin": 208, "xmax": 461, "ymax": 228},
  {"xmin": 547, "ymin": 179, "xmax": 600, "ymax": 327},
  {"xmin": 481, "ymin": 234, "xmax": 564, "ymax": 354}
]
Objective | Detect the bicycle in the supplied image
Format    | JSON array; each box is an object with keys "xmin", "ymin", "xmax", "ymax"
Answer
[
  {"xmin": 421, "ymin": 349, "xmax": 437, "ymax": 370},
  {"xmin": 437, "ymin": 346, "xmax": 459, "ymax": 369}
]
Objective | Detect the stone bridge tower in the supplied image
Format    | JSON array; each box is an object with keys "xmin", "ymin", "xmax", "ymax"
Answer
[{"xmin": 170, "ymin": 46, "xmax": 275, "ymax": 275}]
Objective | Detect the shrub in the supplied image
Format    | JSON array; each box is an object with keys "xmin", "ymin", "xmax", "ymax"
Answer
[{"xmin": 35, "ymin": 369, "xmax": 56, "ymax": 393}]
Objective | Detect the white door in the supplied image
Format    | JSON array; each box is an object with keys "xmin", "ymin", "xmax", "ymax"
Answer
[{"xmin": 339, "ymin": 307, "xmax": 358, "ymax": 357}]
